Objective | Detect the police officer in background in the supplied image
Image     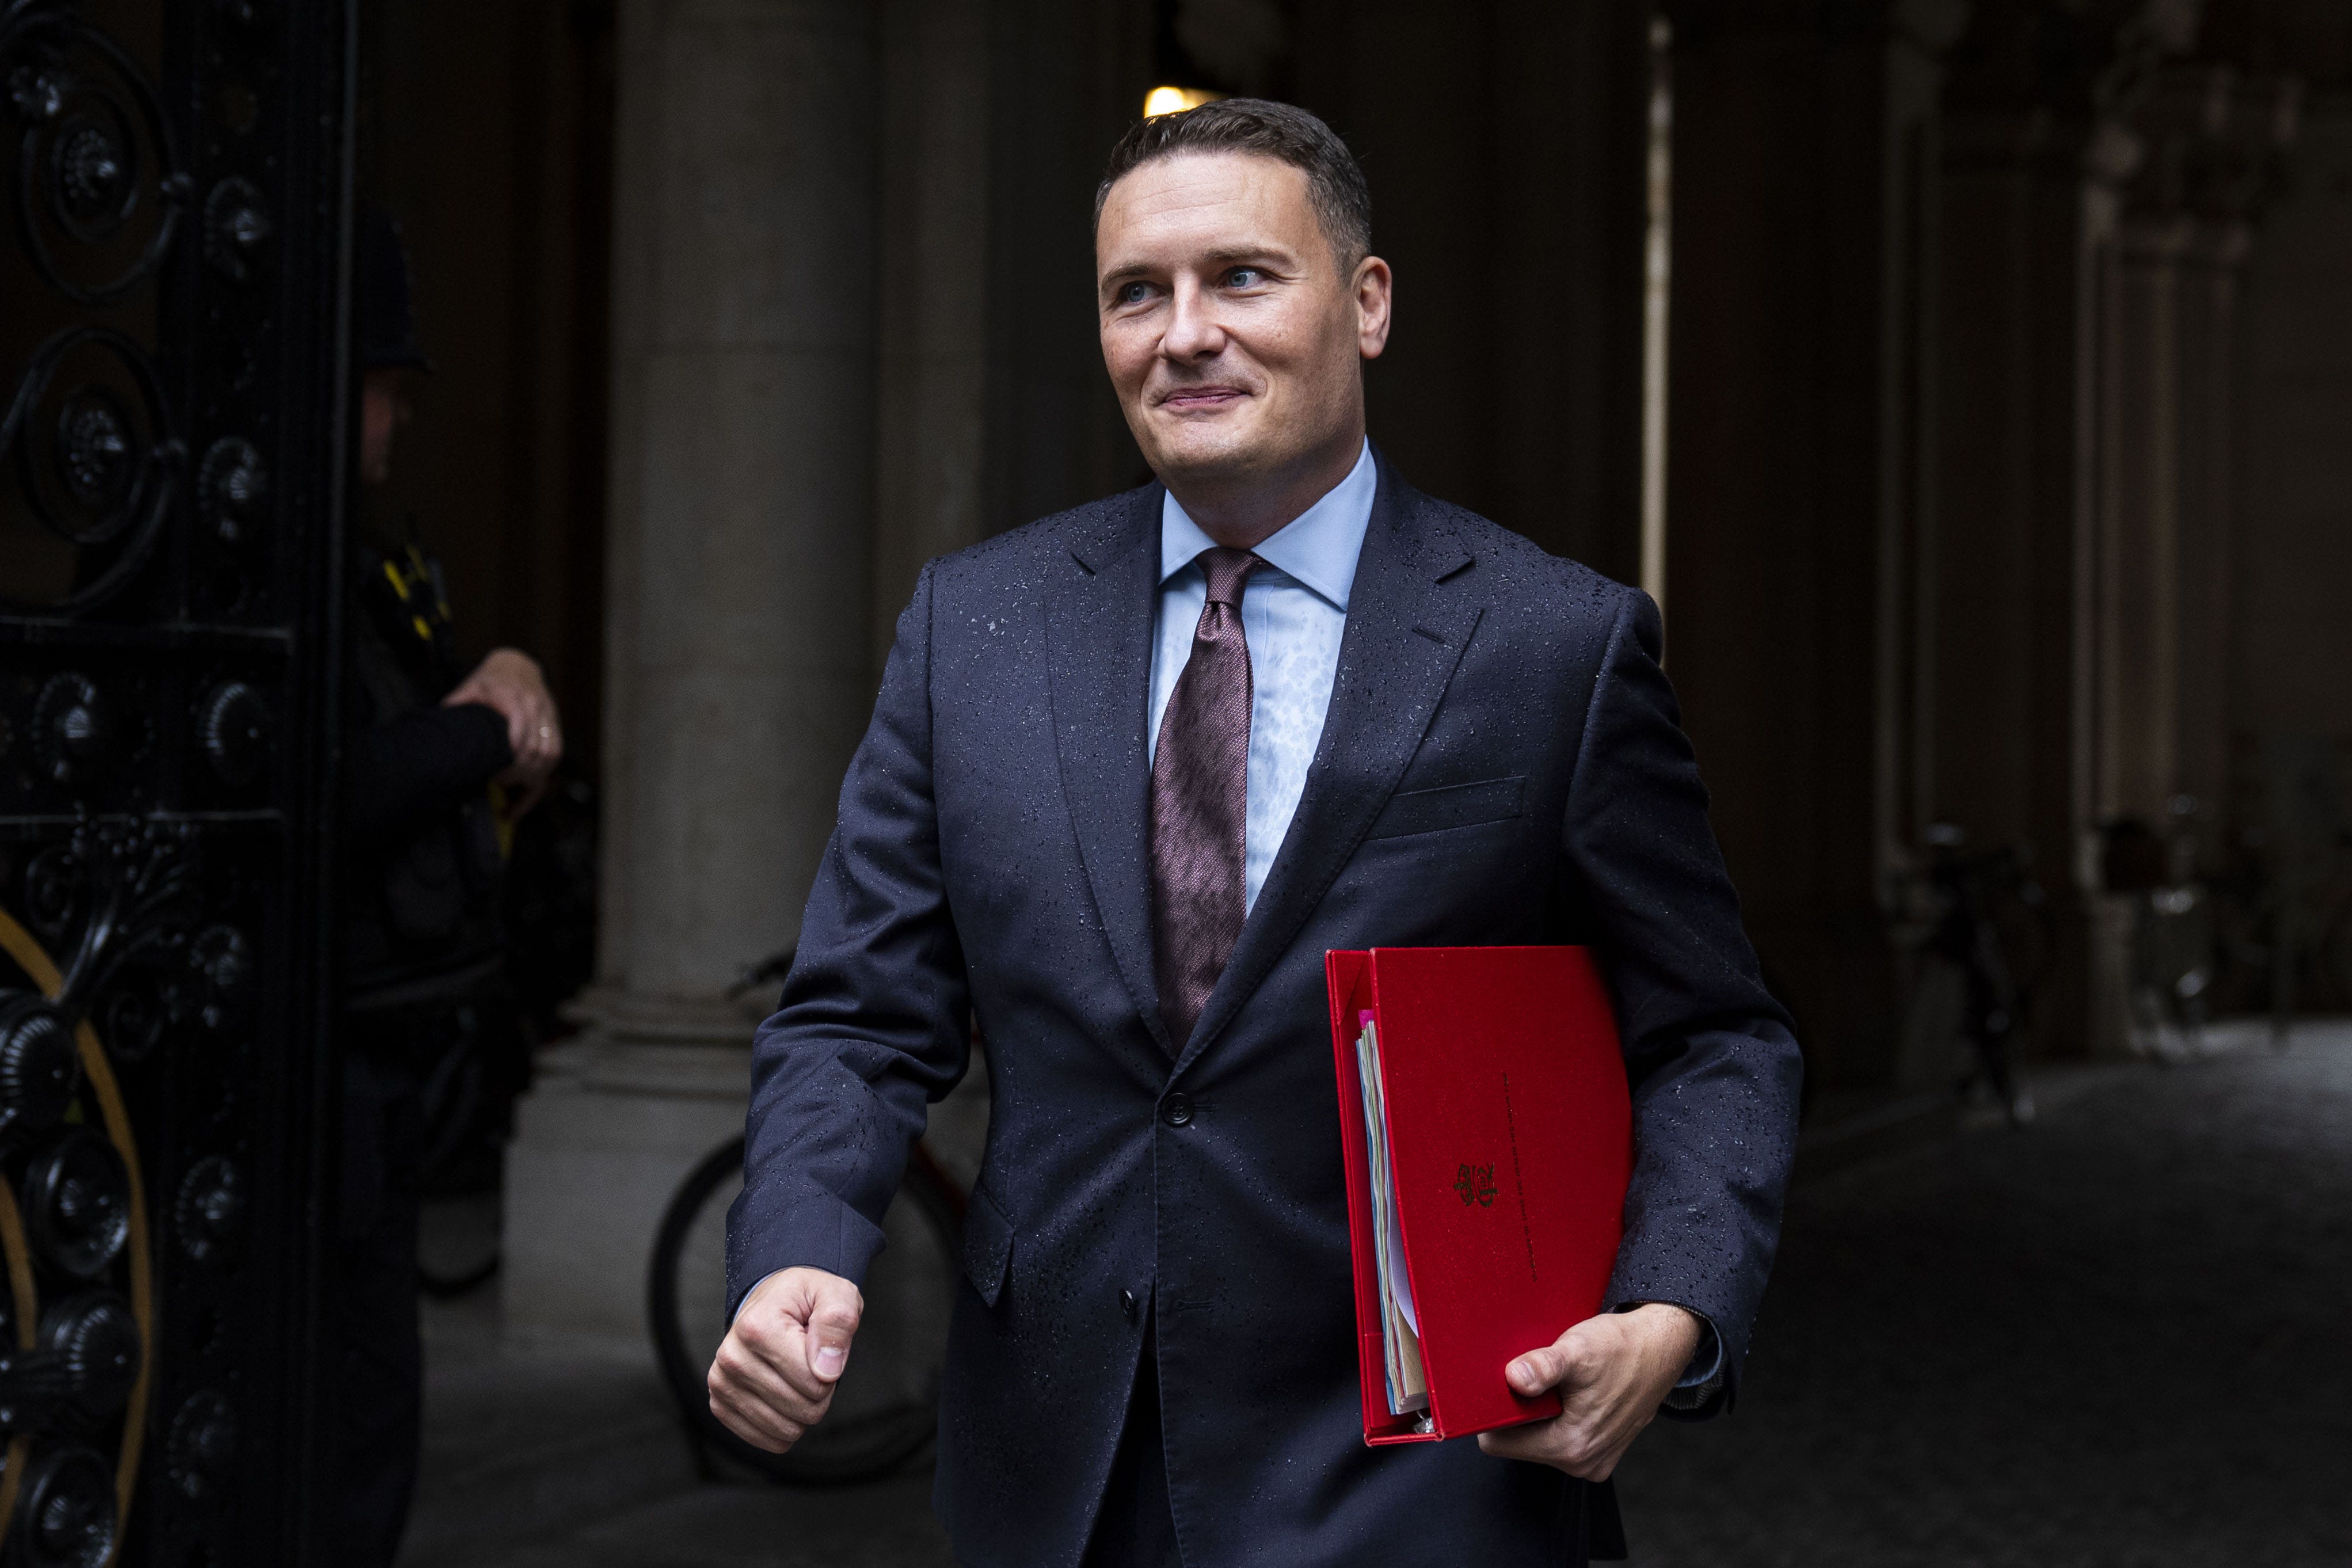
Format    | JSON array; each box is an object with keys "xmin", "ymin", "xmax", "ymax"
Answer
[{"xmin": 326, "ymin": 211, "xmax": 562, "ymax": 1562}]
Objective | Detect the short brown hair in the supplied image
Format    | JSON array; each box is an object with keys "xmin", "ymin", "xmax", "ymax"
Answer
[{"xmin": 1095, "ymin": 98, "xmax": 1372, "ymax": 270}]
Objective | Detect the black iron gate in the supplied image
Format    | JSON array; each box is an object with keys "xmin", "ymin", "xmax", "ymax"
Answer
[{"xmin": 0, "ymin": 0, "xmax": 352, "ymax": 1562}]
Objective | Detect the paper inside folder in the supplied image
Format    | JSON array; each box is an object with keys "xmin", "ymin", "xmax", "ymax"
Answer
[{"xmin": 1354, "ymin": 1012, "xmax": 1428, "ymax": 1416}]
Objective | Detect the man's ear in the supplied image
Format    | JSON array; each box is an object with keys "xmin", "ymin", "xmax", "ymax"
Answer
[{"xmin": 1354, "ymin": 254, "xmax": 1392, "ymax": 361}]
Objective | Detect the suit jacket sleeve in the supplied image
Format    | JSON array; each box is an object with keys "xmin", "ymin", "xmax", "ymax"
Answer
[
  {"xmin": 725, "ymin": 561, "xmax": 972, "ymax": 1317},
  {"xmin": 1563, "ymin": 584, "xmax": 1803, "ymax": 1415}
]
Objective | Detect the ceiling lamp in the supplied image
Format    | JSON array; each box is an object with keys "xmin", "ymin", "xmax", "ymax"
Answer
[{"xmin": 1143, "ymin": 85, "xmax": 1226, "ymax": 117}]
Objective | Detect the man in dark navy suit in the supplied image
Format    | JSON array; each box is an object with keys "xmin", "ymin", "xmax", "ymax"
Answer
[{"xmin": 711, "ymin": 100, "xmax": 1801, "ymax": 1566}]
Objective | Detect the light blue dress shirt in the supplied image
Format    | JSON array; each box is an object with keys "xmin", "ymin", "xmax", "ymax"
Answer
[{"xmin": 1148, "ymin": 439, "xmax": 1376, "ymax": 912}]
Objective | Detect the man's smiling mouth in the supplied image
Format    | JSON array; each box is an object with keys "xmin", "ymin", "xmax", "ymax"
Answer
[{"xmin": 1158, "ymin": 386, "xmax": 1249, "ymax": 410}]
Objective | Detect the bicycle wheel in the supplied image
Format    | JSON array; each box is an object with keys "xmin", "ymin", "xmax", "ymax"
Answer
[{"xmin": 648, "ymin": 1136, "xmax": 963, "ymax": 1485}]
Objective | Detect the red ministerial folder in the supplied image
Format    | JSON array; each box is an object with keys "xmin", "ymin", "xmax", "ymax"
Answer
[{"xmin": 1325, "ymin": 946, "xmax": 1633, "ymax": 1444}]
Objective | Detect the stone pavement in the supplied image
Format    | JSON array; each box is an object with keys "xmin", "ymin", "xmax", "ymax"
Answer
[
  {"xmin": 401, "ymin": 1027, "xmax": 2352, "ymax": 1566},
  {"xmin": 1614, "ymin": 1025, "xmax": 2352, "ymax": 1567}
]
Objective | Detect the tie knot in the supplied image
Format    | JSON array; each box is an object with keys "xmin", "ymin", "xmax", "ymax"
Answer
[{"xmin": 1198, "ymin": 547, "xmax": 1263, "ymax": 607}]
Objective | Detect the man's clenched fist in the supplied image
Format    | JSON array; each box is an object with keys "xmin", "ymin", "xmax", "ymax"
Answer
[
  {"xmin": 1476, "ymin": 1302, "xmax": 1703, "ymax": 1481},
  {"xmin": 707, "ymin": 1266, "xmax": 863, "ymax": 1453}
]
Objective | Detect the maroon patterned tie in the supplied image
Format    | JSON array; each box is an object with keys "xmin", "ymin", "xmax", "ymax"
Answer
[{"xmin": 1150, "ymin": 547, "xmax": 1264, "ymax": 1049}]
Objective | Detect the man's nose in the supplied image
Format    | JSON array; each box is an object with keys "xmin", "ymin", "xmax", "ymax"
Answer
[{"xmin": 1161, "ymin": 277, "xmax": 1226, "ymax": 360}]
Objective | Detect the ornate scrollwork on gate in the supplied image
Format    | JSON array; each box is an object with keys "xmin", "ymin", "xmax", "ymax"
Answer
[
  {"xmin": 0, "ymin": 326, "xmax": 184, "ymax": 617},
  {"xmin": 0, "ymin": 817, "xmax": 193, "ymax": 1566},
  {"xmin": 194, "ymin": 438, "xmax": 268, "ymax": 547},
  {"xmin": 2, "ymin": 0, "xmax": 193, "ymax": 621},
  {"xmin": 0, "ymin": 0, "xmax": 192, "ymax": 305},
  {"xmin": 5, "ymin": 0, "xmax": 346, "ymax": 1550},
  {"xmin": 199, "ymin": 176, "xmax": 269, "ymax": 284}
]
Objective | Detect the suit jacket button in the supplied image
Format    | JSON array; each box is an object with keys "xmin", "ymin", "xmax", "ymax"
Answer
[
  {"xmin": 1120, "ymin": 1288, "xmax": 1137, "ymax": 1318},
  {"xmin": 1160, "ymin": 1091, "xmax": 1194, "ymax": 1127}
]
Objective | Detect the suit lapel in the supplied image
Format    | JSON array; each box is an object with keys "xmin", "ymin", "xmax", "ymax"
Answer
[
  {"xmin": 1046, "ymin": 485, "xmax": 1179, "ymax": 1059},
  {"xmin": 1174, "ymin": 461, "xmax": 1483, "ymax": 1075}
]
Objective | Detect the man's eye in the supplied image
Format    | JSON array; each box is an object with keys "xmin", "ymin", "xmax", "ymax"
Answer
[
  {"xmin": 1117, "ymin": 281, "xmax": 1154, "ymax": 306},
  {"xmin": 1226, "ymin": 267, "xmax": 1263, "ymax": 288}
]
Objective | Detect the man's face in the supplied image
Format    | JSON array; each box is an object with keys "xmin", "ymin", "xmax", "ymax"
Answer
[
  {"xmin": 1097, "ymin": 151, "xmax": 1390, "ymax": 492},
  {"xmin": 359, "ymin": 367, "xmax": 412, "ymax": 487}
]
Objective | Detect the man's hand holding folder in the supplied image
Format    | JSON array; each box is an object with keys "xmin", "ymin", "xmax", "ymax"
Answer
[
  {"xmin": 1476, "ymin": 1302, "xmax": 1702, "ymax": 1480},
  {"xmin": 1327, "ymin": 944, "xmax": 1709, "ymax": 1478}
]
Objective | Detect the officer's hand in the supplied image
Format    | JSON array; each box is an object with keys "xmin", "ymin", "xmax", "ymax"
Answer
[
  {"xmin": 445, "ymin": 647, "xmax": 562, "ymax": 803},
  {"xmin": 1476, "ymin": 1303, "xmax": 1702, "ymax": 1481},
  {"xmin": 707, "ymin": 1268, "xmax": 863, "ymax": 1453}
]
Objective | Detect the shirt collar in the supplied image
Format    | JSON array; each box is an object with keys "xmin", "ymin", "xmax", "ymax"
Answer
[{"xmin": 1158, "ymin": 437, "xmax": 1375, "ymax": 612}]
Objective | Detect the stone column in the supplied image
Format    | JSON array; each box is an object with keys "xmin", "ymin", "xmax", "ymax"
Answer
[
  {"xmin": 2086, "ymin": 62, "xmax": 2296, "ymax": 1053},
  {"xmin": 2168, "ymin": 212, "xmax": 2246, "ymax": 842},
  {"xmin": 503, "ymin": 0, "xmax": 882, "ymax": 1346},
  {"xmin": 2232, "ymin": 96, "xmax": 2349, "ymax": 744},
  {"xmin": 873, "ymin": 0, "xmax": 994, "ymax": 667},
  {"xmin": 2103, "ymin": 203, "xmax": 2191, "ymax": 829},
  {"xmin": 2100, "ymin": 63, "xmax": 2261, "ymax": 832},
  {"xmin": 2076, "ymin": 119, "xmax": 2139, "ymax": 1061},
  {"xmin": 2171, "ymin": 77, "xmax": 2298, "ymax": 854},
  {"xmin": 1930, "ymin": 0, "xmax": 2224, "ymax": 1062}
]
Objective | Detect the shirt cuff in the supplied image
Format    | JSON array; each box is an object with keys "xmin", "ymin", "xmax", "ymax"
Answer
[
  {"xmin": 734, "ymin": 1269, "xmax": 786, "ymax": 1324},
  {"xmin": 1613, "ymin": 1299, "xmax": 1723, "ymax": 1408},
  {"xmin": 1663, "ymin": 1329, "xmax": 1725, "ymax": 1410},
  {"xmin": 1674, "ymin": 1317, "xmax": 1723, "ymax": 1389}
]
